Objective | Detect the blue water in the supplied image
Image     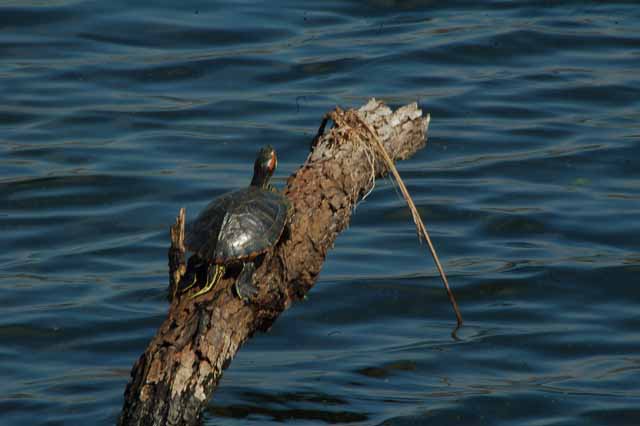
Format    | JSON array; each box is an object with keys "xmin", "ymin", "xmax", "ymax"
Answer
[{"xmin": 1, "ymin": 1, "xmax": 639, "ymax": 425}]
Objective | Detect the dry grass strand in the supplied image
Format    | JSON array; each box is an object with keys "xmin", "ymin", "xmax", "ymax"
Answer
[{"xmin": 351, "ymin": 110, "xmax": 463, "ymax": 328}]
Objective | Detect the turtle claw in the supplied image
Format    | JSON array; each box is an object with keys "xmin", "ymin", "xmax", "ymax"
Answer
[{"xmin": 235, "ymin": 279, "xmax": 259, "ymax": 302}]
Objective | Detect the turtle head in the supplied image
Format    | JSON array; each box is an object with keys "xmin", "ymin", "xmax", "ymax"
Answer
[{"xmin": 251, "ymin": 145, "xmax": 277, "ymax": 188}]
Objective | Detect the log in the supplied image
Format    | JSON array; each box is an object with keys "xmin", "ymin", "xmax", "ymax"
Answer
[{"xmin": 118, "ymin": 99, "xmax": 430, "ymax": 426}]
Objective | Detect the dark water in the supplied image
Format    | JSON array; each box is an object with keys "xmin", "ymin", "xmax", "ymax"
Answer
[{"xmin": 2, "ymin": 1, "xmax": 639, "ymax": 425}]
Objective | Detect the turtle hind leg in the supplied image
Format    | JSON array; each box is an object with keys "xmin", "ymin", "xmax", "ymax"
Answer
[
  {"xmin": 190, "ymin": 264, "xmax": 225, "ymax": 299},
  {"xmin": 177, "ymin": 256, "xmax": 204, "ymax": 296},
  {"xmin": 235, "ymin": 262, "xmax": 258, "ymax": 302},
  {"xmin": 177, "ymin": 271, "xmax": 197, "ymax": 296}
]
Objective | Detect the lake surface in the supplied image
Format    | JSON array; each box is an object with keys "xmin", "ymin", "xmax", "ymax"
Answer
[{"xmin": 1, "ymin": 1, "xmax": 639, "ymax": 425}]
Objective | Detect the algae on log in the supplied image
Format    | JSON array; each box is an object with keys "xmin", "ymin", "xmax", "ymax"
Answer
[{"xmin": 118, "ymin": 99, "xmax": 431, "ymax": 426}]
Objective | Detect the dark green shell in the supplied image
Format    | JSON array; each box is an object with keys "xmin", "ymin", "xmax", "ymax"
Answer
[{"xmin": 185, "ymin": 186, "xmax": 289, "ymax": 263}]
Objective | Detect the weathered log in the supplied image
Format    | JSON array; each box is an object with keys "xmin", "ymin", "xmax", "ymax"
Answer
[{"xmin": 118, "ymin": 99, "xmax": 430, "ymax": 426}]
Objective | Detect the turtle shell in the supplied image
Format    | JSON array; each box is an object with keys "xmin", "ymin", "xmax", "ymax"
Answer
[{"xmin": 185, "ymin": 186, "xmax": 289, "ymax": 263}]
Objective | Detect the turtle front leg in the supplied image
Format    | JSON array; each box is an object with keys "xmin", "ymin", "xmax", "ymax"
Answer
[
  {"xmin": 235, "ymin": 262, "xmax": 258, "ymax": 302},
  {"xmin": 190, "ymin": 264, "xmax": 225, "ymax": 299}
]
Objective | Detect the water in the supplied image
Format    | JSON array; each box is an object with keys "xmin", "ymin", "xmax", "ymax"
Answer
[{"xmin": 1, "ymin": 1, "xmax": 639, "ymax": 425}]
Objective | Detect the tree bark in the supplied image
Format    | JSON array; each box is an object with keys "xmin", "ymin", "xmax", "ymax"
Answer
[{"xmin": 118, "ymin": 99, "xmax": 430, "ymax": 426}]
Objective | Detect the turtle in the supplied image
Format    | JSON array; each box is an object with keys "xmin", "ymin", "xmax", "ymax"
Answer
[{"xmin": 179, "ymin": 145, "xmax": 290, "ymax": 301}]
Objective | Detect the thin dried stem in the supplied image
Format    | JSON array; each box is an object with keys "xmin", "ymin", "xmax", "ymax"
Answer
[{"xmin": 354, "ymin": 112, "xmax": 464, "ymax": 328}]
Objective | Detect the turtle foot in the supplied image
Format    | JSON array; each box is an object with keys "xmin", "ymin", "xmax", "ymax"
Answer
[
  {"xmin": 235, "ymin": 262, "xmax": 258, "ymax": 302},
  {"xmin": 235, "ymin": 280, "xmax": 259, "ymax": 302}
]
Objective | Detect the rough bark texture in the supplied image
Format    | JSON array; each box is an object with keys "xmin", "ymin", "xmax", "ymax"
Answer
[{"xmin": 118, "ymin": 99, "xmax": 430, "ymax": 426}]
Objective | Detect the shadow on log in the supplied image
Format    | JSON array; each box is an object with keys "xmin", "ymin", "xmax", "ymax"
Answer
[{"xmin": 118, "ymin": 99, "xmax": 430, "ymax": 426}]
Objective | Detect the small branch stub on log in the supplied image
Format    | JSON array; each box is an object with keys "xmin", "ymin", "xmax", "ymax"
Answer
[
  {"xmin": 119, "ymin": 99, "xmax": 440, "ymax": 426},
  {"xmin": 168, "ymin": 208, "xmax": 186, "ymax": 301}
]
